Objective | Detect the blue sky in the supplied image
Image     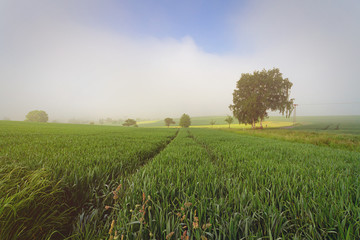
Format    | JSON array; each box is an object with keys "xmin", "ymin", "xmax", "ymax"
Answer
[
  {"xmin": 125, "ymin": 0, "xmax": 248, "ymax": 54},
  {"xmin": 1, "ymin": 0, "xmax": 360, "ymax": 120},
  {"xmin": 62, "ymin": 0, "xmax": 246, "ymax": 54}
]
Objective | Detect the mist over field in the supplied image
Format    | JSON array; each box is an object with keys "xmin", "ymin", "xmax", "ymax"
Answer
[{"xmin": 1, "ymin": 0, "xmax": 360, "ymax": 121}]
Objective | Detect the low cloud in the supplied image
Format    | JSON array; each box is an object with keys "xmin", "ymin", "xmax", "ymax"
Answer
[{"xmin": 0, "ymin": 23, "xmax": 248, "ymax": 120}]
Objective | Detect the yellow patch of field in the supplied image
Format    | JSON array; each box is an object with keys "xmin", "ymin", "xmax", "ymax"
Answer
[
  {"xmin": 190, "ymin": 124, "xmax": 247, "ymax": 129},
  {"xmin": 190, "ymin": 121, "xmax": 293, "ymax": 129},
  {"xmin": 158, "ymin": 126, "xmax": 181, "ymax": 128},
  {"xmin": 262, "ymin": 121, "xmax": 294, "ymax": 128},
  {"xmin": 137, "ymin": 120, "xmax": 160, "ymax": 125}
]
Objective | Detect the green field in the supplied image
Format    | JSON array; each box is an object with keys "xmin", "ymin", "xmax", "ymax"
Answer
[
  {"xmin": 1, "ymin": 120, "xmax": 360, "ymax": 239},
  {"xmin": 228, "ymin": 128, "xmax": 360, "ymax": 152},
  {"xmin": 0, "ymin": 121, "xmax": 177, "ymax": 239},
  {"xmin": 138, "ymin": 115, "xmax": 360, "ymax": 134},
  {"xmin": 292, "ymin": 115, "xmax": 360, "ymax": 135}
]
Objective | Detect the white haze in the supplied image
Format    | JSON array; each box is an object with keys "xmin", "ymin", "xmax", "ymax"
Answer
[{"xmin": 1, "ymin": 0, "xmax": 359, "ymax": 121}]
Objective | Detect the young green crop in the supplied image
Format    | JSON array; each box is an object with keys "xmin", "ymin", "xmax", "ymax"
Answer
[
  {"xmin": 191, "ymin": 128, "xmax": 360, "ymax": 239},
  {"xmin": 0, "ymin": 166, "xmax": 73, "ymax": 240},
  {"xmin": 0, "ymin": 121, "xmax": 177, "ymax": 239},
  {"xmin": 108, "ymin": 128, "xmax": 360, "ymax": 239},
  {"xmin": 2, "ymin": 121, "xmax": 360, "ymax": 239},
  {"xmin": 107, "ymin": 129, "xmax": 217, "ymax": 239}
]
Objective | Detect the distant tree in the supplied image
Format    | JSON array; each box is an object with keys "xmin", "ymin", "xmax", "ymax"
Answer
[
  {"xmin": 179, "ymin": 114, "xmax": 191, "ymax": 128},
  {"xmin": 99, "ymin": 119, "xmax": 104, "ymax": 125},
  {"xmin": 3, "ymin": 117, "xmax": 10, "ymax": 121},
  {"xmin": 122, "ymin": 118, "xmax": 137, "ymax": 127},
  {"xmin": 229, "ymin": 68, "xmax": 294, "ymax": 128},
  {"xmin": 210, "ymin": 120, "xmax": 216, "ymax": 127},
  {"xmin": 164, "ymin": 118, "xmax": 176, "ymax": 128},
  {"xmin": 25, "ymin": 110, "xmax": 48, "ymax": 122},
  {"xmin": 89, "ymin": 121, "xmax": 95, "ymax": 125},
  {"xmin": 225, "ymin": 116, "xmax": 234, "ymax": 128}
]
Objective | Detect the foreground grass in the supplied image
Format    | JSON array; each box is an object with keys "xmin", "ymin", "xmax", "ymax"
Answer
[
  {"xmin": 0, "ymin": 166, "xmax": 73, "ymax": 240},
  {"xmin": 107, "ymin": 128, "xmax": 360, "ymax": 239},
  {"xmin": 105, "ymin": 129, "xmax": 216, "ymax": 239},
  {"xmin": 0, "ymin": 121, "xmax": 177, "ymax": 239},
  {"xmin": 191, "ymin": 129, "xmax": 360, "ymax": 239},
  {"xmin": 2, "ymin": 121, "xmax": 360, "ymax": 239}
]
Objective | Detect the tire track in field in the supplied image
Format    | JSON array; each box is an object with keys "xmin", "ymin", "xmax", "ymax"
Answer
[
  {"xmin": 69, "ymin": 129, "xmax": 180, "ymax": 238},
  {"xmin": 125, "ymin": 128, "xmax": 179, "ymax": 177},
  {"xmin": 107, "ymin": 129, "xmax": 180, "ymax": 201},
  {"xmin": 186, "ymin": 129, "xmax": 220, "ymax": 164},
  {"xmin": 186, "ymin": 129, "xmax": 231, "ymax": 176}
]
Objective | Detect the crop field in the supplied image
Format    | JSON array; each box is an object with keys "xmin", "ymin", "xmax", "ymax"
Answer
[
  {"xmin": 0, "ymin": 121, "xmax": 177, "ymax": 239},
  {"xmin": 1, "ymin": 121, "xmax": 360, "ymax": 239}
]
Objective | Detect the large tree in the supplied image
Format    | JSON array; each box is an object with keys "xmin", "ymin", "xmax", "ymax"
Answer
[
  {"xmin": 25, "ymin": 110, "xmax": 48, "ymax": 122},
  {"xmin": 164, "ymin": 118, "xmax": 175, "ymax": 128},
  {"xmin": 229, "ymin": 68, "xmax": 294, "ymax": 128},
  {"xmin": 179, "ymin": 114, "xmax": 191, "ymax": 128}
]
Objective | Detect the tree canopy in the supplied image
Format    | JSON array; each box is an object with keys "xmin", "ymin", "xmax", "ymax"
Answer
[
  {"xmin": 25, "ymin": 110, "xmax": 48, "ymax": 122},
  {"xmin": 229, "ymin": 68, "xmax": 294, "ymax": 128},
  {"xmin": 179, "ymin": 114, "xmax": 191, "ymax": 128},
  {"xmin": 164, "ymin": 118, "xmax": 176, "ymax": 128},
  {"xmin": 122, "ymin": 119, "xmax": 137, "ymax": 127}
]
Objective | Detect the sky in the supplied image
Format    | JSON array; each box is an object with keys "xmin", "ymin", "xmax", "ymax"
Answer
[{"xmin": 1, "ymin": 0, "xmax": 360, "ymax": 121}]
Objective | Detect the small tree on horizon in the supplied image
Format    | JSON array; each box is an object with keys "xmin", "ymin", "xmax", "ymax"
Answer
[
  {"xmin": 164, "ymin": 118, "xmax": 176, "ymax": 128},
  {"xmin": 225, "ymin": 115, "xmax": 234, "ymax": 128},
  {"xmin": 122, "ymin": 119, "xmax": 137, "ymax": 127},
  {"xmin": 179, "ymin": 114, "xmax": 191, "ymax": 128},
  {"xmin": 210, "ymin": 120, "xmax": 216, "ymax": 127},
  {"xmin": 25, "ymin": 110, "xmax": 48, "ymax": 122}
]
